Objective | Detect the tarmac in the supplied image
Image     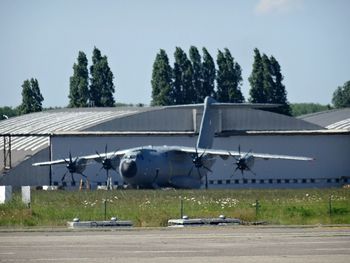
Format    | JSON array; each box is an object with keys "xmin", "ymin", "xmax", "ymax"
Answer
[{"xmin": 0, "ymin": 226, "xmax": 349, "ymax": 263}]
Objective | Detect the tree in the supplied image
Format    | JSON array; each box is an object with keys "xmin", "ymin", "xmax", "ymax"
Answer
[
  {"xmin": 69, "ymin": 51, "xmax": 89, "ymax": 107},
  {"xmin": 90, "ymin": 47, "xmax": 115, "ymax": 107},
  {"xmin": 261, "ymin": 54, "xmax": 274, "ymax": 103},
  {"xmin": 19, "ymin": 78, "xmax": 44, "ymax": 114},
  {"xmin": 248, "ymin": 48, "xmax": 266, "ymax": 103},
  {"xmin": 269, "ymin": 56, "xmax": 291, "ymax": 115},
  {"xmin": 31, "ymin": 78, "xmax": 44, "ymax": 112},
  {"xmin": 332, "ymin": 81, "xmax": 350, "ymax": 108},
  {"xmin": 249, "ymin": 49, "xmax": 291, "ymax": 115},
  {"xmin": 151, "ymin": 49, "xmax": 173, "ymax": 106},
  {"xmin": 0, "ymin": 107, "xmax": 18, "ymax": 120},
  {"xmin": 189, "ymin": 46, "xmax": 202, "ymax": 103},
  {"xmin": 291, "ymin": 103, "xmax": 330, "ymax": 117},
  {"xmin": 172, "ymin": 47, "xmax": 194, "ymax": 104},
  {"xmin": 216, "ymin": 48, "xmax": 244, "ymax": 103},
  {"xmin": 201, "ymin": 47, "xmax": 216, "ymax": 100}
]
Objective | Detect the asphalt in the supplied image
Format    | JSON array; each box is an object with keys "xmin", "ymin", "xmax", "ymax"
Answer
[{"xmin": 0, "ymin": 226, "xmax": 349, "ymax": 263}]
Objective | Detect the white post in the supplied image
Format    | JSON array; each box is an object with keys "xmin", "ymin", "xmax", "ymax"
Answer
[
  {"xmin": 22, "ymin": 186, "xmax": 31, "ymax": 206},
  {"xmin": 0, "ymin": 186, "xmax": 12, "ymax": 204}
]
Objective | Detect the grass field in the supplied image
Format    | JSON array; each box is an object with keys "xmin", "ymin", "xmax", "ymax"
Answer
[{"xmin": 0, "ymin": 188, "xmax": 349, "ymax": 227}]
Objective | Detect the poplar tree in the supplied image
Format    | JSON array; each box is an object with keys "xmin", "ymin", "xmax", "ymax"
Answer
[
  {"xmin": 90, "ymin": 47, "xmax": 115, "ymax": 107},
  {"xmin": 151, "ymin": 49, "xmax": 173, "ymax": 106},
  {"xmin": 31, "ymin": 78, "xmax": 44, "ymax": 112},
  {"xmin": 201, "ymin": 47, "xmax": 216, "ymax": 100},
  {"xmin": 189, "ymin": 46, "xmax": 202, "ymax": 103},
  {"xmin": 216, "ymin": 48, "xmax": 244, "ymax": 103},
  {"xmin": 269, "ymin": 56, "xmax": 291, "ymax": 115},
  {"xmin": 19, "ymin": 78, "xmax": 44, "ymax": 114},
  {"xmin": 172, "ymin": 47, "xmax": 194, "ymax": 104},
  {"xmin": 261, "ymin": 54, "xmax": 274, "ymax": 103},
  {"xmin": 249, "ymin": 49, "xmax": 291, "ymax": 115},
  {"xmin": 248, "ymin": 48, "xmax": 266, "ymax": 103},
  {"xmin": 69, "ymin": 51, "xmax": 89, "ymax": 107}
]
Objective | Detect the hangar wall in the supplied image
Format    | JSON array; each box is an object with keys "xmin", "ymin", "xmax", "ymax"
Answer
[
  {"xmin": 0, "ymin": 148, "xmax": 50, "ymax": 188},
  {"xmin": 41, "ymin": 131, "xmax": 350, "ymax": 189}
]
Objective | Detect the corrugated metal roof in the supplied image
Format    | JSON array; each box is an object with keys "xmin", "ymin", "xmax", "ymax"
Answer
[
  {"xmin": 1, "ymin": 106, "xmax": 327, "ymax": 153},
  {"xmin": 0, "ymin": 108, "xmax": 139, "ymax": 151},
  {"xmin": 300, "ymin": 108, "xmax": 350, "ymax": 130},
  {"xmin": 87, "ymin": 107, "xmax": 323, "ymax": 132}
]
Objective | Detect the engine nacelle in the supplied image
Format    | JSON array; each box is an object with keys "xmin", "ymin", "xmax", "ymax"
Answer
[{"xmin": 235, "ymin": 154, "xmax": 255, "ymax": 174}]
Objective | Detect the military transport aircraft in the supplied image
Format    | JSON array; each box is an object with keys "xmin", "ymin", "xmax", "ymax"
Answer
[{"xmin": 33, "ymin": 97, "xmax": 313, "ymax": 189}]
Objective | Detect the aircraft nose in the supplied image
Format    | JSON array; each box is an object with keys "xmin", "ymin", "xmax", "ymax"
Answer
[{"xmin": 120, "ymin": 160, "xmax": 137, "ymax": 178}]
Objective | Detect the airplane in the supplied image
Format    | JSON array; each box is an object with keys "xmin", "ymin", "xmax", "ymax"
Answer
[{"xmin": 32, "ymin": 97, "xmax": 314, "ymax": 189}]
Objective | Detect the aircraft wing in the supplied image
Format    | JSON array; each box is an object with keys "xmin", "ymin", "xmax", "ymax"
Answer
[
  {"xmin": 174, "ymin": 146, "xmax": 314, "ymax": 161},
  {"xmin": 32, "ymin": 149, "xmax": 130, "ymax": 167}
]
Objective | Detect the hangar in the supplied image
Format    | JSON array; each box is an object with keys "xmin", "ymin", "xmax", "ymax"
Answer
[{"xmin": 0, "ymin": 104, "xmax": 349, "ymax": 189}]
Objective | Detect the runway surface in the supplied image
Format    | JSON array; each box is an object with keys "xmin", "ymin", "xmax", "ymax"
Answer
[{"xmin": 0, "ymin": 226, "xmax": 349, "ymax": 263}]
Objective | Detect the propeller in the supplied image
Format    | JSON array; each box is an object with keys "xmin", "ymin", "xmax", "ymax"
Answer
[
  {"xmin": 229, "ymin": 145, "xmax": 256, "ymax": 176},
  {"xmin": 95, "ymin": 145, "xmax": 119, "ymax": 187},
  {"xmin": 62, "ymin": 152, "xmax": 87, "ymax": 185},
  {"xmin": 188, "ymin": 146, "xmax": 212, "ymax": 189}
]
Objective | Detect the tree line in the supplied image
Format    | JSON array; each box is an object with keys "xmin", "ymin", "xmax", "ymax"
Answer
[
  {"xmin": 68, "ymin": 47, "xmax": 115, "ymax": 107},
  {"xmin": 151, "ymin": 47, "xmax": 244, "ymax": 106},
  {"xmin": 1, "ymin": 46, "xmax": 349, "ymax": 121},
  {"xmin": 151, "ymin": 47, "xmax": 291, "ymax": 115}
]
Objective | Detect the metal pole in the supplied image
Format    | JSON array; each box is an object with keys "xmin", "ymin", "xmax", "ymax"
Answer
[
  {"xmin": 49, "ymin": 136, "xmax": 52, "ymax": 186},
  {"xmin": 180, "ymin": 199, "xmax": 184, "ymax": 218},
  {"xmin": 329, "ymin": 194, "xmax": 332, "ymax": 217},
  {"xmin": 3, "ymin": 136, "xmax": 5, "ymax": 169},
  {"xmin": 9, "ymin": 135, "xmax": 11, "ymax": 169},
  {"xmin": 104, "ymin": 200, "xmax": 107, "ymax": 220}
]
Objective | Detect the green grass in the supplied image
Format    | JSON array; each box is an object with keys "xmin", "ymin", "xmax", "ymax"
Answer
[{"xmin": 0, "ymin": 188, "xmax": 349, "ymax": 227}]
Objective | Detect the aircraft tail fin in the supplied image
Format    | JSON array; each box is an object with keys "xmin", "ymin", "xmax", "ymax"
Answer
[{"xmin": 196, "ymin": 97, "xmax": 217, "ymax": 149}]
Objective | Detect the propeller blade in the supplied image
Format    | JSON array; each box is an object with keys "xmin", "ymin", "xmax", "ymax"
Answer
[
  {"xmin": 203, "ymin": 165, "xmax": 212, "ymax": 173},
  {"xmin": 95, "ymin": 150, "xmax": 102, "ymax": 160},
  {"xmin": 229, "ymin": 151, "xmax": 239, "ymax": 162},
  {"xmin": 196, "ymin": 167, "xmax": 202, "ymax": 179},
  {"xmin": 61, "ymin": 171, "xmax": 68, "ymax": 182},
  {"xmin": 187, "ymin": 165, "xmax": 195, "ymax": 177},
  {"xmin": 246, "ymin": 166, "xmax": 256, "ymax": 176}
]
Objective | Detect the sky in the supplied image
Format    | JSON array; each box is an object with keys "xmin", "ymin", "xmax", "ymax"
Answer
[{"xmin": 0, "ymin": 0, "xmax": 349, "ymax": 107}]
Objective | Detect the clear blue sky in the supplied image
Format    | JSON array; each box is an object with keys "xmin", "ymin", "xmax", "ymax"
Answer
[{"xmin": 0, "ymin": 0, "xmax": 349, "ymax": 107}]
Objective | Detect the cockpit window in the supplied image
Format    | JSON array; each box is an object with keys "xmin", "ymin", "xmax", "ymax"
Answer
[{"xmin": 125, "ymin": 151, "xmax": 144, "ymax": 160}]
